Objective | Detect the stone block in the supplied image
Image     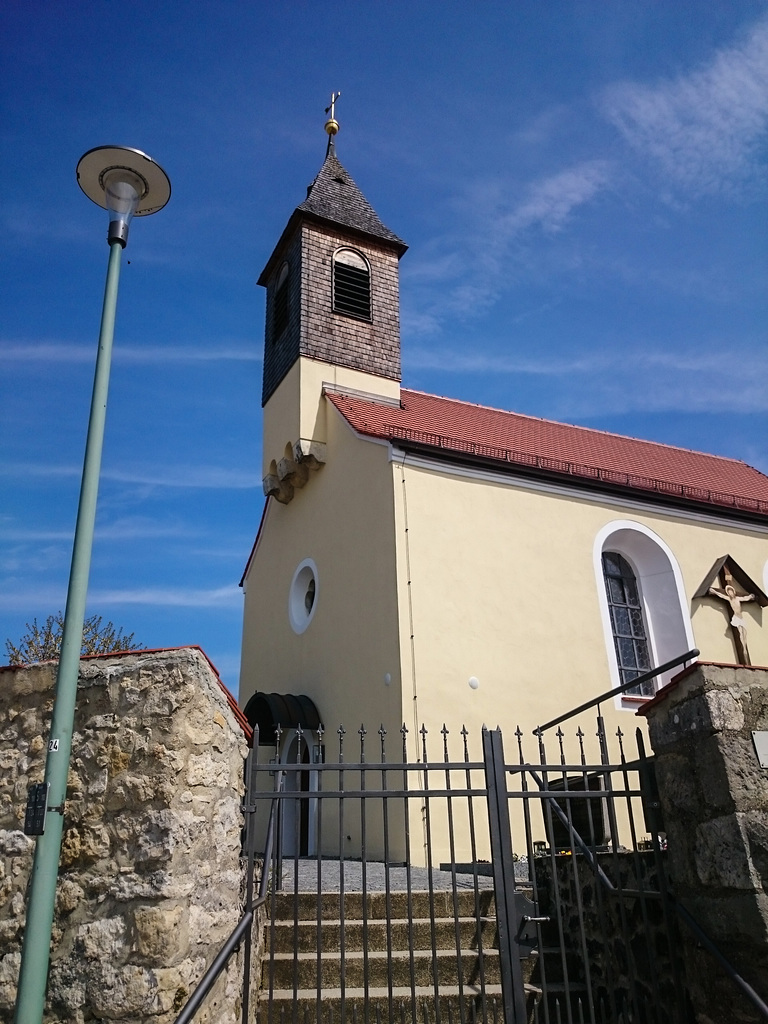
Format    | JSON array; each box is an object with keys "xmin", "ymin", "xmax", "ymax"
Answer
[
  {"xmin": 695, "ymin": 813, "xmax": 761, "ymax": 891},
  {"xmin": 655, "ymin": 752, "xmax": 703, "ymax": 817},
  {"xmin": 704, "ymin": 688, "xmax": 745, "ymax": 731},
  {"xmin": 75, "ymin": 916, "xmax": 126, "ymax": 960},
  {"xmin": 133, "ymin": 904, "xmax": 188, "ymax": 962},
  {"xmin": 744, "ymin": 810, "xmax": 768, "ymax": 889},
  {"xmin": 0, "ymin": 952, "xmax": 22, "ymax": 1012},
  {"xmin": 722, "ymin": 734, "xmax": 768, "ymax": 813},
  {"xmin": 86, "ymin": 962, "xmax": 157, "ymax": 1018},
  {"xmin": 56, "ymin": 879, "xmax": 84, "ymax": 914},
  {"xmin": 186, "ymin": 750, "xmax": 232, "ymax": 788},
  {"xmin": 692, "ymin": 734, "xmax": 733, "ymax": 815},
  {"xmin": 60, "ymin": 823, "xmax": 111, "ymax": 868}
]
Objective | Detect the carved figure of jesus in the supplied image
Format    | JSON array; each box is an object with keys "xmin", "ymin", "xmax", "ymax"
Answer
[{"xmin": 708, "ymin": 583, "xmax": 756, "ymax": 665}]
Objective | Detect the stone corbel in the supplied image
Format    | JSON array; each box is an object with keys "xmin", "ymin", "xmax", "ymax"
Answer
[
  {"xmin": 262, "ymin": 440, "xmax": 326, "ymax": 505},
  {"xmin": 278, "ymin": 454, "xmax": 309, "ymax": 489},
  {"xmin": 262, "ymin": 473, "xmax": 294, "ymax": 505},
  {"xmin": 293, "ymin": 439, "xmax": 327, "ymax": 472}
]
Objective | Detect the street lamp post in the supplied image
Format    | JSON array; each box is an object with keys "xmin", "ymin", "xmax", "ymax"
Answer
[{"xmin": 13, "ymin": 147, "xmax": 170, "ymax": 1024}]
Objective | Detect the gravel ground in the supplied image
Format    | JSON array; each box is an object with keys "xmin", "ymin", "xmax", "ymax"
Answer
[{"xmin": 276, "ymin": 858, "xmax": 530, "ymax": 892}]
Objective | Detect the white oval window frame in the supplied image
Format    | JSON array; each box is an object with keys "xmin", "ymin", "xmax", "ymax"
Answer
[{"xmin": 288, "ymin": 558, "xmax": 319, "ymax": 635}]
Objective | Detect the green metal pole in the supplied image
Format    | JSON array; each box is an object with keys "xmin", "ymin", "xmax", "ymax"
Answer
[{"xmin": 14, "ymin": 239, "xmax": 124, "ymax": 1024}]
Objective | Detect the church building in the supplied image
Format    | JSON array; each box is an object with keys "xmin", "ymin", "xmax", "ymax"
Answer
[{"xmin": 238, "ymin": 123, "xmax": 768, "ymax": 779}]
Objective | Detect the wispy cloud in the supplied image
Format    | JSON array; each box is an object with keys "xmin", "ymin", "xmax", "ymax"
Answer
[
  {"xmin": 405, "ymin": 346, "xmax": 768, "ymax": 416},
  {"xmin": 0, "ymin": 518, "xmax": 198, "ymax": 542},
  {"xmin": 0, "ymin": 583, "xmax": 242, "ymax": 612},
  {"xmin": 101, "ymin": 466, "xmax": 261, "ymax": 489},
  {"xmin": 0, "ymin": 463, "xmax": 260, "ymax": 489},
  {"xmin": 0, "ymin": 342, "xmax": 261, "ymax": 363},
  {"xmin": 91, "ymin": 584, "xmax": 242, "ymax": 608},
  {"xmin": 0, "ymin": 462, "xmax": 80, "ymax": 479},
  {"xmin": 600, "ymin": 14, "xmax": 768, "ymax": 196},
  {"xmin": 405, "ymin": 160, "xmax": 613, "ymax": 330},
  {"xmin": 498, "ymin": 162, "xmax": 611, "ymax": 237}
]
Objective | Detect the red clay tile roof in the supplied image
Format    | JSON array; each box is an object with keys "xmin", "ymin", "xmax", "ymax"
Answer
[{"xmin": 326, "ymin": 387, "xmax": 768, "ymax": 517}]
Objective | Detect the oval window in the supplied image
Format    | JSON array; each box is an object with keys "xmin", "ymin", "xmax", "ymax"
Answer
[{"xmin": 289, "ymin": 559, "xmax": 319, "ymax": 634}]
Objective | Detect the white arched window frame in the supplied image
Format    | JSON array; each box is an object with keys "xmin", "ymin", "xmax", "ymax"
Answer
[{"xmin": 593, "ymin": 521, "xmax": 695, "ymax": 709}]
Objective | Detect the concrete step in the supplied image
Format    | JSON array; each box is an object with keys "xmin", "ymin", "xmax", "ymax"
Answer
[
  {"xmin": 263, "ymin": 946, "xmax": 504, "ymax": 990},
  {"xmin": 255, "ymin": 983, "xmax": 544, "ymax": 1024},
  {"xmin": 256, "ymin": 884, "xmax": 541, "ymax": 1021},
  {"xmin": 255, "ymin": 983, "xmax": 507, "ymax": 1024},
  {"xmin": 266, "ymin": 917, "xmax": 498, "ymax": 955},
  {"xmin": 268, "ymin": 889, "xmax": 500, "ymax": 922}
]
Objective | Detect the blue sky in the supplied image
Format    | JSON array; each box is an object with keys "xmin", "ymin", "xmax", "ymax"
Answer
[{"xmin": 2, "ymin": 2, "xmax": 766, "ymax": 695}]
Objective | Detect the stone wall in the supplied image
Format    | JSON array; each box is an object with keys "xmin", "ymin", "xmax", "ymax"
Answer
[
  {"xmin": 0, "ymin": 647, "xmax": 249, "ymax": 1024},
  {"xmin": 640, "ymin": 662, "xmax": 768, "ymax": 1023}
]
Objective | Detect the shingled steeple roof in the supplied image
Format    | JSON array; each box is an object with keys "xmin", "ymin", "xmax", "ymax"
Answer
[
  {"xmin": 258, "ymin": 143, "xmax": 407, "ymax": 285},
  {"xmin": 297, "ymin": 144, "xmax": 407, "ymax": 252}
]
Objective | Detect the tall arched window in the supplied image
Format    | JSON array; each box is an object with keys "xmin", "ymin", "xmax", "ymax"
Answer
[
  {"xmin": 602, "ymin": 552, "xmax": 653, "ymax": 696},
  {"xmin": 333, "ymin": 248, "xmax": 371, "ymax": 320},
  {"xmin": 593, "ymin": 521, "xmax": 695, "ymax": 704}
]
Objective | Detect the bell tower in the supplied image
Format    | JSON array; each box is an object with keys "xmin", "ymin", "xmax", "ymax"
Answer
[{"xmin": 258, "ymin": 101, "xmax": 407, "ymax": 503}]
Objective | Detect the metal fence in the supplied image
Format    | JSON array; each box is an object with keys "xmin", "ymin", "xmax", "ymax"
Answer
[{"xmin": 242, "ymin": 718, "xmax": 694, "ymax": 1024}]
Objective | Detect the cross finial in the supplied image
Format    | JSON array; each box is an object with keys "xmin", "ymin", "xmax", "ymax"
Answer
[{"xmin": 324, "ymin": 91, "xmax": 341, "ymax": 146}]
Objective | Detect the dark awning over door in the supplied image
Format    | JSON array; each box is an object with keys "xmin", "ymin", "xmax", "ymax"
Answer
[{"xmin": 242, "ymin": 691, "xmax": 322, "ymax": 744}]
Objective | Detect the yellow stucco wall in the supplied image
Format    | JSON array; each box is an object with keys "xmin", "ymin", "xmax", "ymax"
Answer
[
  {"xmin": 242, "ymin": 385, "xmax": 405, "ymax": 757},
  {"xmin": 391, "ymin": 453, "xmax": 768, "ymax": 758},
  {"xmin": 242, "ymin": 396, "xmax": 767, "ymax": 863},
  {"xmin": 262, "ymin": 357, "xmax": 400, "ymax": 478},
  {"xmin": 388, "ymin": 452, "xmax": 767, "ymax": 862}
]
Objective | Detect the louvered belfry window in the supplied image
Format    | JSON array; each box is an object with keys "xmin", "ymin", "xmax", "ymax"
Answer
[
  {"xmin": 602, "ymin": 551, "xmax": 654, "ymax": 696},
  {"xmin": 333, "ymin": 248, "xmax": 371, "ymax": 320},
  {"xmin": 273, "ymin": 262, "xmax": 290, "ymax": 340}
]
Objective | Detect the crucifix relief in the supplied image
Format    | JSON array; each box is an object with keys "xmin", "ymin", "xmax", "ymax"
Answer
[
  {"xmin": 694, "ymin": 555, "xmax": 767, "ymax": 667},
  {"xmin": 708, "ymin": 575, "xmax": 756, "ymax": 665}
]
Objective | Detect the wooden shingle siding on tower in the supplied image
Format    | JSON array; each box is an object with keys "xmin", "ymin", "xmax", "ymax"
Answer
[
  {"xmin": 301, "ymin": 224, "xmax": 401, "ymax": 381},
  {"xmin": 262, "ymin": 228, "xmax": 303, "ymax": 404}
]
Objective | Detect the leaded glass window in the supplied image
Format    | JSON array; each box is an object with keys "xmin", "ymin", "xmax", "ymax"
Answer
[{"xmin": 602, "ymin": 551, "xmax": 654, "ymax": 696}]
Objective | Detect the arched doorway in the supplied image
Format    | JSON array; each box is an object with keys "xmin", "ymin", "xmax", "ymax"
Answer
[
  {"xmin": 281, "ymin": 729, "xmax": 313, "ymax": 857},
  {"xmin": 241, "ymin": 692, "xmax": 323, "ymax": 859}
]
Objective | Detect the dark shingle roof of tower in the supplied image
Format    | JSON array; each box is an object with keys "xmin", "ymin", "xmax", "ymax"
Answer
[
  {"xmin": 258, "ymin": 144, "xmax": 407, "ymax": 284},
  {"xmin": 296, "ymin": 145, "xmax": 407, "ymax": 252}
]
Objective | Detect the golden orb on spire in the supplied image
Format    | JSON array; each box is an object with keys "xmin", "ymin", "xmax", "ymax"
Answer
[{"xmin": 324, "ymin": 91, "xmax": 341, "ymax": 137}]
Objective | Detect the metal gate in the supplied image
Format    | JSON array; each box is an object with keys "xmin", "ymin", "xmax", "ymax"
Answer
[{"xmin": 240, "ymin": 716, "xmax": 694, "ymax": 1024}]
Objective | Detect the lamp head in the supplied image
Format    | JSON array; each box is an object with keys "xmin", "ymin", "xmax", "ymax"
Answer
[{"xmin": 76, "ymin": 146, "xmax": 171, "ymax": 247}]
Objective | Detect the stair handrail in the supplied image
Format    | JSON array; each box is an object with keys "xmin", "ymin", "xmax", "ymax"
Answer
[
  {"xmin": 528, "ymin": 766, "xmax": 768, "ymax": 1018},
  {"xmin": 172, "ymin": 767, "xmax": 285, "ymax": 1024},
  {"xmin": 533, "ymin": 649, "xmax": 699, "ymax": 735}
]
